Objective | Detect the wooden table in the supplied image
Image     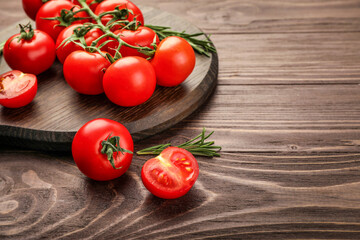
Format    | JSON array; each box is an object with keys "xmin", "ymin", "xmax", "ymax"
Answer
[{"xmin": 1, "ymin": 0, "xmax": 360, "ymax": 239}]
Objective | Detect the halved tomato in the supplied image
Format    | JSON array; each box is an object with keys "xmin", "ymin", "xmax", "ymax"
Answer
[
  {"xmin": 141, "ymin": 147, "xmax": 199, "ymax": 199},
  {"xmin": 0, "ymin": 70, "xmax": 37, "ymax": 108}
]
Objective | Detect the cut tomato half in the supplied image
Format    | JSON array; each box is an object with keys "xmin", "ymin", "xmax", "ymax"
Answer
[{"xmin": 0, "ymin": 70, "xmax": 37, "ymax": 108}]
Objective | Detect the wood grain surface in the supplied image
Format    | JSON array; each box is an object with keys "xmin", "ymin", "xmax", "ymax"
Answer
[
  {"xmin": 0, "ymin": 6, "xmax": 218, "ymax": 151},
  {"xmin": 1, "ymin": 0, "xmax": 360, "ymax": 239}
]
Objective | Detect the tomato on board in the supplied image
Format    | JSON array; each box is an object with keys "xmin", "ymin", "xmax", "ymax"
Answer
[
  {"xmin": 63, "ymin": 50, "xmax": 110, "ymax": 95},
  {"xmin": 22, "ymin": 0, "xmax": 46, "ymax": 20},
  {"xmin": 141, "ymin": 147, "xmax": 199, "ymax": 199},
  {"xmin": 56, "ymin": 24, "xmax": 108, "ymax": 64},
  {"xmin": 107, "ymin": 26, "xmax": 159, "ymax": 58},
  {"xmin": 94, "ymin": 0, "xmax": 144, "ymax": 29},
  {"xmin": 36, "ymin": 0, "xmax": 89, "ymax": 41},
  {"xmin": 151, "ymin": 36, "xmax": 196, "ymax": 87},
  {"xmin": 3, "ymin": 27, "xmax": 55, "ymax": 75},
  {"xmin": 72, "ymin": 118, "xmax": 134, "ymax": 181},
  {"xmin": 103, "ymin": 56, "xmax": 156, "ymax": 107},
  {"xmin": 0, "ymin": 70, "xmax": 37, "ymax": 108}
]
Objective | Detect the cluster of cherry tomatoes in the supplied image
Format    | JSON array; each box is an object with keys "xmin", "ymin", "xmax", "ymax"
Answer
[
  {"xmin": 0, "ymin": 0, "xmax": 205, "ymax": 199},
  {"xmin": 1, "ymin": 0, "xmax": 196, "ymax": 108}
]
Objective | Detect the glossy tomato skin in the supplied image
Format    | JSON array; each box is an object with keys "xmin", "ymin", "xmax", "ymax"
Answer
[
  {"xmin": 141, "ymin": 147, "xmax": 199, "ymax": 199},
  {"xmin": 63, "ymin": 50, "xmax": 110, "ymax": 95},
  {"xmin": 22, "ymin": 0, "xmax": 44, "ymax": 20},
  {"xmin": 95, "ymin": 0, "xmax": 144, "ymax": 29},
  {"xmin": 151, "ymin": 36, "xmax": 196, "ymax": 87},
  {"xmin": 3, "ymin": 30, "xmax": 55, "ymax": 75},
  {"xmin": 103, "ymin": 56, "xmax": 156, "ymax": 107},
  {"xmin": 36, "ymin": 0, "xmax": 89, "ymax": 41},
  {"xmin": 0, "ymin": 70, "xmax": 37, "ymax": 108},
  {"xmin": 56, "ymin": 24, "xmax": 108, "ymax": 64},
  {"xmin": 107, "ymin": 26, "xmax": 159, "ymax": 58},
  {"xmin": 72, "ymin": 118, "xmax": 134, "ymax": 181}
]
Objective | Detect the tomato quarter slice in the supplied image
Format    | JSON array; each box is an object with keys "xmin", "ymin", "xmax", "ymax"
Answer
[{"xmin": 141, "ymin": 147, "xmax": 199, "ymax": 199}]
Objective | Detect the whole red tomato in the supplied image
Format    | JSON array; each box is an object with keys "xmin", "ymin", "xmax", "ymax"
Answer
[
  {"xmin": 22, "ymin": 0, "xmax": 46, "ymax": 20},
  {"xmin": 36, "ymin": 0, "xmax": 89, "ymax": 41},
  {"xmin": 151, "ymin": 36, "xmax": 196, "ymax": 87},
  {"xmin": 103, "ymin": 56, "xmax": 156, "ymax": 107},
  {"xmin": 107, "ymin": 26, "xmax": 159, "ymax": 58},
  {"xmin": 94, "ymin": 0, "xmax": 144, "ymax": 29},
  {"xmin": 72, "ymin": 118, "xmax": 134, "ymax": 181},
  {"xmin": 0, "ymin": 70, "xmax": 37, "ymax": 108},
  {"xmin": 63, "ymin": 50, "xmax": 110, "ymax": 95},
  {"xmin": 3, "ymin": 25, "xmax": 55, "ymax": 75},
  {"xmin": 141, "ymin": 147, "xmax": 199, "ymax": 199},
  {"xmin": 56, "ymin": 24, "xmax": 108, "ymax": 64}
]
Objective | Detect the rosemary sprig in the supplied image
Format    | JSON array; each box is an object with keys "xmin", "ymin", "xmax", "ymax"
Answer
[
  {"xmin": 145, "ymin": 24, "xmax": 216, "ymax": 57},
  {"xmin": 137, "ymin": 128, "xmax": 221, "ymax": 157}
]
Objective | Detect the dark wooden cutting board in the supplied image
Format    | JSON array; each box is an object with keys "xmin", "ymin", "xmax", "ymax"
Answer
[{"xmin": 0, "ymin": 6, "xmax": 218, "ymax": 151}]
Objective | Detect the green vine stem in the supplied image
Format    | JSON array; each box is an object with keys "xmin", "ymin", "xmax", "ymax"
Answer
[
  {"xmin": 76, "ymin": 0, "xmax": 153, "ymax": 60},
  {"xmin": 74, "ymin": 0, "xmax": 216, "ymax": 58},
  {"xmin": 137, "ymin": 128, "xmax": 222, "ymax": 157},
  {"xmin": 1, "ymin": 1, "xmax": 216, "ymax": 57},
  {"xmin": 42, "ymin": 7, "xmax": 91, "ymax": 28}
]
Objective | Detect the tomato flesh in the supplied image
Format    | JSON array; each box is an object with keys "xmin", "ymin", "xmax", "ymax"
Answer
[
  {"xmin": 141, "ymin": 147, "xmax": 199, "ymax": 199},
  {"xmin": 0, "ymin": 70, "xmax": 37, "ymax": 108}
]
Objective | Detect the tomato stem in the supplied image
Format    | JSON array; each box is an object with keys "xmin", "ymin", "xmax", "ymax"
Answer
[
  {"xmin": 74, "ymin": 1, "xmax": 155, "ymax": 60},
  {"xmin": 136, "ymin": 128, "xmax": 222, "ymax": 157},
  {"xmin": 101, "ymin": 135, "xmax": 133, "ymax": 169}
]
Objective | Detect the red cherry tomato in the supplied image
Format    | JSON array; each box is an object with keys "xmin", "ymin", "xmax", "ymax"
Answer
[
  {"xmin": 0, "ymin": 70, "xmax": 37, "ymax": 108},
  {"xmin": 63, "ymin": 50, "xmax": 110, "ymax": 95},
  {"xmin": 107, "ymin": 26, "xmax": 159, "ymax": 58},
  {"xmin": 22, "ymin": 0, "xmax": 44, "ymax": 20},
  {"xmin": 56, "ymin": 24, "xmax": 108, "ymax": 64},
  {"xmin": 3, "ymin": 29, "xmax": 55, "ymax": 75},
  {"xmin": 94, "ymin": 0, "xmax": 144, "ymax": 29},
  {"xmin": 141, "ymin": 147, "xmax": 199, "ymax": 199},
  {"xmin": 151, "ymin": 36, "xmax": 196, "ymax": 87},
  {"xmin": 36, "ymin": 0, "xmax": 89, "ymax": 41},
  {"xmin": 72, "ymin": 118, "xmax": 134, "ymax": 181},
  {"xmin": 103, "ymin": 56, "xmax": 156, "ymax": 107}
]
